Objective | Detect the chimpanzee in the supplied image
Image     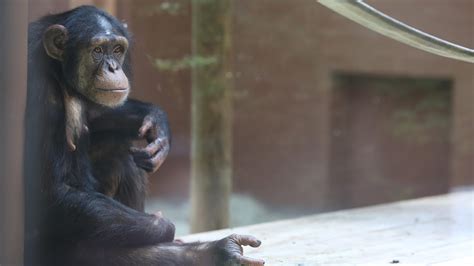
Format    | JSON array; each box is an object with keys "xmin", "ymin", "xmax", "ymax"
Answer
[{"xmin": 24, "ymin": 5, "xmax": 264, "ymax": 266}]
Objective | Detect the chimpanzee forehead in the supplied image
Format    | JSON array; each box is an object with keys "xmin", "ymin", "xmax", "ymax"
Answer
[
  {"xmin": 96, "ymin": 15, "xmax": 116, "ymax": 36},
  {"xmin": 85, "ymin": 15, "xmax": 128, "ymax": 47},
  {"xmin": 62, "ymin": 8, "xmax": 130, "ymax": 48}
]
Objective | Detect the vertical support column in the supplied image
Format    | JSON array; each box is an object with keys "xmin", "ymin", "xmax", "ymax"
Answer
[
  {"xmin": 190, "ymin": 0, "xmax": 233, "ymax": 233},
  {"xmin": 0, "ymin": 0, "xmax": 28, "ymax": 264},
  {"xmin": 69, "ymin": 0, "xmax": 117, "ymax": 16},
  {"xmin": 69, "ymin": 0, "xmax": 94, "ymax": 8},
  {"xmin": 94, "ymin": 0, "xmax": 117, "ymax": 16}
]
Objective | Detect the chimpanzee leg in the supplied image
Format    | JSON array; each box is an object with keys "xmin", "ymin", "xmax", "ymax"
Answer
[
  {"xmin": 68, "ymin": 236, "xmax": 263, "ymax": 266},
  {"xmin": 66, "ymin": 242, "xmax": 213, "ymax": 266},
  {"xmin": 89, "ymin": 132, "xmax": 148, "ymax": 211},
  {"xmin": 48, "ymin": 184, "xmax": 175, "ymax": 248}
]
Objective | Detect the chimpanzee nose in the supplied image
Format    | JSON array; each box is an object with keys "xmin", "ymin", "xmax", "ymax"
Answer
[{"xmin": 107, "ymin": 61, "xmax": 119, "ymax": 73}]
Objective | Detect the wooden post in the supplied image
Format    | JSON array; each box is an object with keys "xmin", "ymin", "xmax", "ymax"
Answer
[
  {"xmin": 69, "ymin": 0, "xmax": 117, "ymax": 16},
  {"xmin": 94, "ymin": 0, "xmax": 117, "ymax": 15},
  {"xmin": 69, "ymin": 0, "xmax": 94, "ymax": 8},
  {"xmin": 0, "ymin": 0, "xmax": 28, "ymax": 264},
  {"xmin": 190, "ymin": 0, "xmax": 233, "ymax": 233}
]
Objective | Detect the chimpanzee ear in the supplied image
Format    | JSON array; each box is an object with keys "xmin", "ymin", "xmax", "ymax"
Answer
[{"xmin": 43, "ymin": 24, "xmax": 68, "ymax": 61}]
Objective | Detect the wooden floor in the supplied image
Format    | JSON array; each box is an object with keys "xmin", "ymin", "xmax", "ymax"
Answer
[{"xmin": 182, "ymin": 190, "xmax": 474, "ymax": 265}]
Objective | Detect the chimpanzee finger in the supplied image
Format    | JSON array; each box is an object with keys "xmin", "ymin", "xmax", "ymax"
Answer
[
  {"xmin": 130, "ymin": 140, "xmax": 162, "ymax": 158},
  {"xmin": 235, "ymin": 255, "xmax": 265, "ymax": 266},
  {"xmin": 232, "ymin": 234, "xmax": 262, "ymax": 248},
  {"xmin": 148, "ymin": 150, "xmax": 167, "ymax": 172},
  {"xmin": 133, "ymin": 154, "xmax": 158, "ymax": 172},
  {"xmin": 173, "ymin": 239, "xmax": 184, "ymax": 244},
  {"xmin": 133, "ymin": 158, "xmax": 154, "ymax": 172},
  {"xmin": 133, "ymin": 148, "xmax": 168, "ymax": 173},
  {"xmin": 138, "ymin": 118, "xmax": 153, "ymax": 138}
]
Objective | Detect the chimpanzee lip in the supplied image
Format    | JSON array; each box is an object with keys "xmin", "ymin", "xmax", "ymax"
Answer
[{"xmin": 96, "ymin": 87, "xmax": 129, "ymax": 92}]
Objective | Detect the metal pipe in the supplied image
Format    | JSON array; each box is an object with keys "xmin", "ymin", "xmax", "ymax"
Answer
[{"xmin": 318, "ymin": 0, "xmax": 474, "ymax": 64}]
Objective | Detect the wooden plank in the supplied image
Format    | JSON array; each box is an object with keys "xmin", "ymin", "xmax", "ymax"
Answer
[
  {"xmin": 0, "ymin": 1, "xmax": 28, "ymax": 264},
  {"xmin": 182, "ymin": 191, "xmax": 474, "ymax": 265}
]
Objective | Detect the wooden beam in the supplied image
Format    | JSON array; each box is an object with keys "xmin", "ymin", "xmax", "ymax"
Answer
[
  {"xmin": 94, "ymin": 0, "xmax": 117, "ymax": 16},
  {"xmin": 69, "ymin": 0, "xmax": 94, "ymax": 8},
  {"xmin": 0, "ymin": 0, "xmax": 28, "ymax": 264},
  {"xmin": 190, "ymin": 0, "xmax": 234, "ymax": 233},
  {"xmin": 69, "ymin": 0, "xmax": 117, "ymax": 16}
]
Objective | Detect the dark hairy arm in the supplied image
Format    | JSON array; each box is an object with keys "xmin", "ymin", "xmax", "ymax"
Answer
[
  {"xmin": 88, "ymin": 98, "xmax": 171, "ymax": 173},
  {"xmin": 88, "ymin": 99, "xmax": 169, "ymax": 137}
]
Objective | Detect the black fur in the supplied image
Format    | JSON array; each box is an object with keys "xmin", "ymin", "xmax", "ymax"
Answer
[
  {"xmin": 24, "ymin": 6, "xmax": 263, "ymax": 266},
  {"xmin": 25, "ymin": 6, "xmax": 175, "ymax": 265}
]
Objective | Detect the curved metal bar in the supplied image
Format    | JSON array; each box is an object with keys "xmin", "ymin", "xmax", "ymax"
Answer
[{"xmin": 318, "ymin": 0, "xmax": 474, "ymax": 64}]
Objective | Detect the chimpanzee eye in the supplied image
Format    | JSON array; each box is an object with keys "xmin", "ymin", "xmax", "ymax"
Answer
[
  {"xmin": 113, "ymin": 45, "xmax": 124, "ymax": 54},
  {"xmin": 93, "ymin": 47, "xmax": 103, "ymax": 54}
]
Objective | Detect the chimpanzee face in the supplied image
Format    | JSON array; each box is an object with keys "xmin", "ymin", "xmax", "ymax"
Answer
[{"xmin": 43, "ymin": 15, "xmax": 131, "ymax": 107}]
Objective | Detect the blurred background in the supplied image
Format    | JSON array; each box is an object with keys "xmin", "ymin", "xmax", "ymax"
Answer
[{"xmin": 1, "ymin": 0, "xmax": 473, "ymax": 263}]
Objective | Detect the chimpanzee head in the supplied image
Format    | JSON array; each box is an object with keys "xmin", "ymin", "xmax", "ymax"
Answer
[{"xmin": 42, "ymin": 6, "xmax": 131, "ymax": 107}]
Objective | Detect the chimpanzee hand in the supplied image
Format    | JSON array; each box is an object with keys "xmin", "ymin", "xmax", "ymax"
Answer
[
  {"xmin": 152, "ymin": 211, "xmax": 176, "ymax": 243},
  {"xmin": 214, "ymin": 234, "xmax": 265, "ymax": 266},
  {"xmin": 130, "ymin": 112, "xmax": 170, "ymax": 173}
]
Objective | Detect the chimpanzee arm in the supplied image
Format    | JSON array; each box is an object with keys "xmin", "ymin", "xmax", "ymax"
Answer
[
  {"xmin": 49, "ymin": 183, "xmax": 175, "ymax": 247},
  {"xmin": 89, "ymin": 98, "xmax": 170, "ymax": 173},
  {"xmin": 89, "ymin": 98, "xmax": 169, "ymax": 138}
]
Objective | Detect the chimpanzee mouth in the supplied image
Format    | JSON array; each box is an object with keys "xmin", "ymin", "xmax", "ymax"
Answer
[{"xmin": 96, "ymin": 88, "xmax": 129, "ymax": 92}]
